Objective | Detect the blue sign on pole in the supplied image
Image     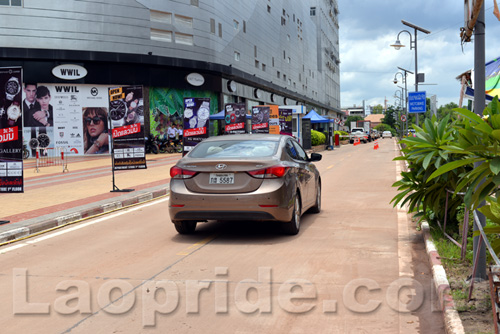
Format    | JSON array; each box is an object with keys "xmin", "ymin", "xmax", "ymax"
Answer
[{"xmin": 408, "ymin": 91, "xmax": 427, "ymax": 113}]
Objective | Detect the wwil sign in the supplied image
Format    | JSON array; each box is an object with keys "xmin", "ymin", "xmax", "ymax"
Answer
[{"xmin": 52, "ymin": 64, "xmax": 88, "ymax": 80}]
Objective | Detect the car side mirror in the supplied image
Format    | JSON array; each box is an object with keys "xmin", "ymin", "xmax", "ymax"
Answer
[{"xmin": 309, "ymin": 153, "xmax": 322, "ymax": 162}]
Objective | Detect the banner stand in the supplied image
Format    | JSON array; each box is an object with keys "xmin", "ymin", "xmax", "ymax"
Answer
[{"xmin": 109, "ymin": 129, "xmax": 134, "ymax": 193}]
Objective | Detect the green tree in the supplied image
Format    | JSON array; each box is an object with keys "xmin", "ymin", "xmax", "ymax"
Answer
[
  {"xmin": 382, "ymin": 106, "xmax": 397, "ymax": 128},
  {"xmin": 437, "ymin": 102, "xmax": 459, "ymax": 120},
  {"xmin": 346, "ymin": 115, "xmax": 363, "ymax": 130},
  {"xmin": 374, "ymin": 123, "xmax": 394, "ymax": 133},
  {"xmin": 372, "ymin": 104, "xmax": 384, "ymax": 114}
]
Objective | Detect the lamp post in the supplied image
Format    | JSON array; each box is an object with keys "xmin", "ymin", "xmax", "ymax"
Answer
[
  {"xmin": 394, "ymin": 90, "xmax": 404, "ymax": 137},
  {"xmin": 391, "ymin": 20, "xmax": 431, "ymax": 126},
  {"xmin": 394, "ymin": 67, "xmax": 413, "ymax": 135}
]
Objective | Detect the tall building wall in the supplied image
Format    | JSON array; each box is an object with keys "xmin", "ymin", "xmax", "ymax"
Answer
[{"xmin": 0, "ymin": 0, "xmax": 340, "ymax": 111}]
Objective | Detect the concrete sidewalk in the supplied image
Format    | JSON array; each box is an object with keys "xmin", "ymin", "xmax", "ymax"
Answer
[{"xmin": 0, "ymin": 153, "xmax": 181, "ymax": 243}]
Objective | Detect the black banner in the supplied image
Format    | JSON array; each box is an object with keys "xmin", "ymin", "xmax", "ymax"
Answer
[
  {"xmin": 183, "ymin": 97, "xmax": 210, "ymax": 155},
  {"xmin": 224, "ymin": 103, "xmax": 246, "ymax": 134},
  {"xmin": 109, "ymin": 86, "xmax": 146, "ymax": 170},
  {"xmin": 0, "ymin": 67, "xmax": 23, "ymax": 193}
]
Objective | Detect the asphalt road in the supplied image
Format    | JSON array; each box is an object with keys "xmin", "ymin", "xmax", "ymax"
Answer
[{"xmin": 0, "ymin": 139, "xmax": 445, "ymax": 333}]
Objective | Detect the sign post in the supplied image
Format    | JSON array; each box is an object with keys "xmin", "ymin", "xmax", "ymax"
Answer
[{"xmin": 408, "ymin": 91, "xmax": 427, "ymax": 114}]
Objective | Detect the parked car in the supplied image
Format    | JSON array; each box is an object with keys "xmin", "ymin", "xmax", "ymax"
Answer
[
  {"xmin": 382, "ymin": 131, "xmax": 392, "ymax": 139},
  {"xmin": 168, "ymin": 134, "xmax": 322, "ymax": 235}
]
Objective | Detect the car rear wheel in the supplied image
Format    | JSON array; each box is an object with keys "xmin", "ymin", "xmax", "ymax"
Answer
[
  {"xmin": 173, "ymin": 220, "xmax": 197, "ymax": 234},
  {"xmin": 282, "ymin": 194, "xmax": 301, "ymax": 235},
  {"xmin": 309, "ymin": 183, "xmax": 321, "ymax": 214}
]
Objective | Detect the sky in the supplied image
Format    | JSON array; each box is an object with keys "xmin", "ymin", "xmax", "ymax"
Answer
[{"xmin": 338, "ymin": 0, "xmax": 500, "ymax": 109}]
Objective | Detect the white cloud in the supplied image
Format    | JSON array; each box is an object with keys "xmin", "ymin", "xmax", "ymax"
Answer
[{"xmin": 339, "ymin": 0, "xmax": 500, "ymax": 109}]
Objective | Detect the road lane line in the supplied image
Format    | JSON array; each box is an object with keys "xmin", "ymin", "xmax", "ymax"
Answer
[{"xmin": 176, "ymin": 235, "xmax": 219, "ymax": 255}]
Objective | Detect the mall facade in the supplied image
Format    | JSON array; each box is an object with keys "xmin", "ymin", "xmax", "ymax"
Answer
[{"xmin": 0, "ymin": 0, "xmax": 342, "ymax": 154}]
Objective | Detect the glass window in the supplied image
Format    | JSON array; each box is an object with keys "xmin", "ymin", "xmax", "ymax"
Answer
[
  {"xmin": 292, "ymin": 141, "xmax": 308, "ymax": 161},
  {"xmin": 189, "ymin": 140, "xmax": 278, "ymax": 158},
  {"xmin": 210, "ymin": 19, "xmax": 215, "ymax": 34},
  {"xmin": 0, "ymin": 0, "xmax": 10, "ymax": 5},
  {"xmin": 11, "ymin": 0, "xmax": 22, "ymax": 5},
  {"xmin": 310, "ymin": 7, "xmax": 316, "ymax": 16},
  {"xmin": 286, "ymin": 140, "xmax": 298, "ymax": 160},
  {"xmin": 151, "ymin": 10, "xmax": 172, "ymax": 24}
]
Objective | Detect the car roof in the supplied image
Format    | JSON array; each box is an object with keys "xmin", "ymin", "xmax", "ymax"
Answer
[{"xmin": 201, "ymin": 134, "xmax": 287, "ymax": 142}]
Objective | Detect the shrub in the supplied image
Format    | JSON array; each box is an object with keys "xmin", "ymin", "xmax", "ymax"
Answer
[{"xmin": 311, "ymin": 129, "xmax": 326, "ymax": 146}]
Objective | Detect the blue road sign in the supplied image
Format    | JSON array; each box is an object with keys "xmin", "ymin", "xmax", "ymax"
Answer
[{"xmin": 408, "ymin": 91, "xmax": 426, "ymax": 113}]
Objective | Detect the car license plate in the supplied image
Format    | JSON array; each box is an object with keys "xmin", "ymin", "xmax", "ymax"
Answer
[{"xmin": 209, "ymin": 173, "xmax": 234, "ymax": 184}]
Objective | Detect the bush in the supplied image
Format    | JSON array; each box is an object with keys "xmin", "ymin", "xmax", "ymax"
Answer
[
  {"xmin": 311, "ymin": 129, "xmax": 326, "ymax": 146},
  {"xmin": 334, "ymin": 130, "xmax": 349, "ymax": 140}
]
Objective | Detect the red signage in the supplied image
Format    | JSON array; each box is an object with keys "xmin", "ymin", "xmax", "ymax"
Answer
[
  {"xmin": 225, "ymin": 123, "xmax": 245, "ymax": 132},
  {"xmin": 112, "ymin": 123, "xmax": 141, "ymax": 138},
  {"xmin": 0, "ymin": 126, "xmax": 19, "ymax": 143},
  {"xmin": 252, "ymin": 123, "xmax": 268, "ymax": 130},
  {"xmin": 184, "ymin": 127, "xmax": 207, "ymax": 137}
]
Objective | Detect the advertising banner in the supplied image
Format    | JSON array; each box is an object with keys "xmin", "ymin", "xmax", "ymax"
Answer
[
  {"xmin": 268, "ymin": 105, "xmax": 280, "ymax": 134},
  {"xmin": 0, "ymin": 67, "xmax": 23, "ymax": 193},
  {"xmin": 149, "ymin": 87, "xmax": 218, "ymax": 141},
  {"xmin": 251, "ymin": 105, "xmax": 270, "ymax": 133},
  {"xmin": 183, "ymin": 97, "xmax": 210, "ymax": 155},
  {"xmin": 109, "ymin": 86, "xmax": 146, "ymax": 170},
  {"xmin": 279, "ymin": 108, "xmax": 293, "ymax": 136},
  {"xmin": 22, "ymin": 83, "xmax": 112, "ymax": 157},
  {"xmin": 224, "ymin": 103, "xmax": 246, "ymax": 134}
]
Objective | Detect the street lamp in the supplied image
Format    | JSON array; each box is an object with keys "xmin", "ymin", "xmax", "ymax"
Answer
[
  {"xmin": 391, "ymin": 20, "xmax": 431, "ymax": 126},
  {"xmin": 393, "ymin": 67, "xmax": 413, "ymax": 135}
]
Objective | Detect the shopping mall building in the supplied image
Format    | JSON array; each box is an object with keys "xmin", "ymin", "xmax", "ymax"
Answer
[{"xmin": 0, "ymin": 0, "xmax": 342, "ymax": 155}]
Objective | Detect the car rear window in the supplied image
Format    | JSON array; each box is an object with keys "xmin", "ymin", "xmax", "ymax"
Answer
[{"xmin": 189, "ymin": 140, "xmax": 278, "ymax": 158}]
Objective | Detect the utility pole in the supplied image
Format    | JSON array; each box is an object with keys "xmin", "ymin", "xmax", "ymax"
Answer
[{"xmin": 473, "ymin": 1, "xmax": 487, "ymax": 281}]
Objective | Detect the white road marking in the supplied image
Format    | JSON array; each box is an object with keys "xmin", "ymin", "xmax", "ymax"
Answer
[{"xmin": 0, "ymin": 197, "xmax": 169, "ymax": 254}]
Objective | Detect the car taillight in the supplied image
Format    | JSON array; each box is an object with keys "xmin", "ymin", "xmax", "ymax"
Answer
[
  {"xmin": 248, "ymin": 166, "xmax": 289, "ymax": 179},
  {"xmin": 170, "ymin": 166, "xmax": 197, "ymax": 179}
]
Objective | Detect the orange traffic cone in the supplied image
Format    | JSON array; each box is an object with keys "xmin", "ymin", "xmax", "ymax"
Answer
[
  {"xmin": 374, "ymin": 141, "xmax": 379, "ymax": 150},
  {"xmin": 353, "ymin": 137, "xmax": 360, "ymax": 146}
]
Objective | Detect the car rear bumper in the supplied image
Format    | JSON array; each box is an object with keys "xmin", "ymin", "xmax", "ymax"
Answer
[{"xmin": 168, "ymin": 179, "xmax": 294, "ymax": 222}]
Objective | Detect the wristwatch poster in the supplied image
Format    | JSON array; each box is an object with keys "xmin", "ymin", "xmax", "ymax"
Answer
[
  {"xmin": 7, "ymin": 103, "xmax": 21, "ymax": 126},
  {"xmin": 5, "ymin": 76, "xmax": 20, "ymax": 101},
  {"xmin": 0, "ymin": 66, "xmax": 24, "ymax": 193},
  {"xmin": 108, "ymin": 85, "xmax": 146, "ymax": 171},
  {"xmin": 28, "ymin": 127, "xmax": 51, "ymax": 156},
  {"xmin": 183, "ymin": 97, "xmax": 210, "ymax": 156}
]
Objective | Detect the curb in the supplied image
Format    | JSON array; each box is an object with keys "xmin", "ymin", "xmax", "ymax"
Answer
[
  {"xmin": 397, "ymin": 141, "xmax": 465, "ymax": 333},
  {"xmin": 0, "ymin": 186, "xmax": 169, "ymax": 244},
  {"xmin": 421, "ymin": 222, "xmax": 465, "ymax": 334}
]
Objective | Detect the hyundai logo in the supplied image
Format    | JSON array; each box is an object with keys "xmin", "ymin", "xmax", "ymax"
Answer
[{"xmin": 215, "ymin": 164, "xmax": 227, "ymax": 170}]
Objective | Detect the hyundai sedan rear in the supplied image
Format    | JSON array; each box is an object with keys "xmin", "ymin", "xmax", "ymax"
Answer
[{"xmin": 168, "ymin": 134, "xmax": 322, "ymax": 235}]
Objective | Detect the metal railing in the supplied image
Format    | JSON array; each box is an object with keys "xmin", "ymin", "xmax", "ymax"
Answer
[
  {"xmin": 35, "ymin": 147, "xmax": 69, "ymax": 173},
  {"xmin": 440, "ymin": 189, "xmax": 500, "ymax": 333}
]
